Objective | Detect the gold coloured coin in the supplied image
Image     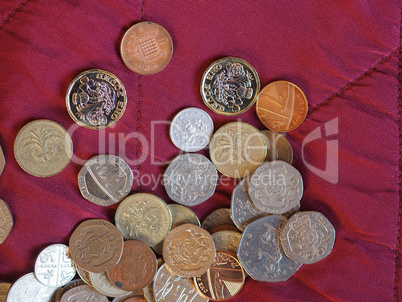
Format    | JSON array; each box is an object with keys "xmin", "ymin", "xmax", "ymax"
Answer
[
  {"xmin": 212, "ymin": 230, "xmax": 242, "ymax": 256},
  {"xmin": 0, "ymin": 282, "xmax": 11, "ymax": 302},
  {"xmin": 0, "ymin": 145, "xmax": 5, "ymax": 176},
  {"xmin": 261, "ymin": 130, "xmax": 293, "ymax": 164},
  {"xmin": 201, "ymin": 208, "xmax": 237, "ymax": 234},
  {"xmin": 14, "ymin": 120, "xmax": 73, "ymax": 177},
  {"xmin": 0, "ymin": 199, "xmax": 13, "ymax": 244}
]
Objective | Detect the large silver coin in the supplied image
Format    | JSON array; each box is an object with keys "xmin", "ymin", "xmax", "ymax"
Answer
[
  {"xmin": 34, "ymin": 244, "xmax": 76, "ymax": 287},
  {"xmin": 237, "ymin": 215, "xmax": 301, "ymax": 282},
  {"xmin": 249, "ymin": 161, "xmax": 303, "ymax": 214},
  {"xmin": 170, "ymin": 107, "xmax": 214, "ymax": 152},
  {"xmin": 163, "ymin": 153, "xmax": 218, "ymax": 206},
  {"xmin": 6, "ymin": 273, "xmax": 59, "ymax": 302},
  {"xmin": 261, "ymin": 130, "xmax": 293, "ymax": 164}
]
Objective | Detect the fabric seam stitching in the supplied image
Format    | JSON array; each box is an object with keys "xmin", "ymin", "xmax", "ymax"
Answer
[{"xmin": 0, "ymin": 0, "xmax": 30, "ymax": 30}]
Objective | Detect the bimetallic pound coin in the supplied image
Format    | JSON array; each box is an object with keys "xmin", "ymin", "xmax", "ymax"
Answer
[
  {"xmin": 78, "ymin": 155, "xmax": 133, "ymax": 206},
  {"xmin": 162, "ymin": 224, "xmax": 216, "ymax": 277},
  {"xmin": 0, "ymin": 199, "xmax": 13, "ymax": 244},
  {"xmin": 249, "ymin": 161, "xmax": 303, "ymax": 214},
  {"xmin": 121, "ymin": 21, "xmax": 173, "ymax": 75},
  {"xmin": 115, "ymin": 193, "xmax": 172, "ymax": 246},
  {"xmin": 164, "ymin": 153, "xmax": 218, "ymax": 206},
  {"xmin": 256, "ymin": 81, "xmax": 308, "ymax": 132},
  {"xmin": 281, "ymin": 211, "xmax": 335, "ymax": 264},
  {"xmin": 60, "ymin": 284, "xmax": 108, "ymax": 302},
  {"xmin": 89, "ymin": 272, "xmax": 131, "ymax": 298},
  {"xmin": 66, "ymin": 69, "xmax": 127, "ymax": 129},
  {"xmin": 0, "ymin": 145, "xmax": 5, "ymax": 176},
  {"xmin": 194, "ymin": 252, "xmax": 245, "ymax": 300},
  {"xmin": 14, "ymin": 120, "xmax": 73, "ymax": 177},
  {"xmin": 76, "ymin": 266, "xmax": 92, "ymax": 286},
  {"xmin": 237, "ymin": 215, "xmax": 302, "ymax": 282},
  {"xmin": 34, "ymin": 244, "xmax": 76, "ymax": 287},
  {"xmin": 202, "ymin": 208, "xmax": 237, "ymax": 234},
  {"xmin": 107, "ymin": 240, "xmax": 157, "ymax": 292},
  {"xmin": 170, "ymin": 107, "xmax": 214, "ymax": 152},
  {"xmin": 0, "ymin": 282, "xmax": 11, "ymax": 302},
  {"xmin": 201, "ymin": 57, "xmax": 260, "ymax": 116},
  {"xmin": 261, "ymin": 130, "xmax": 293, "ymax": 164},
  {"xmin": 209, "ymin": 122, "xmax": 266, "ymax": 178},
  {"xmin": 69, "ymin": 219, "xmax": 124, "ymax": 273},
  {"xmin": 212, "ymin": 230, "xmax": 241, "ymax": 256}
]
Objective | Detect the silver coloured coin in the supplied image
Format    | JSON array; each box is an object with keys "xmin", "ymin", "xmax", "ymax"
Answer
[
  {"xmin": 237, "ymin": 215, "xmax": 302, "ymax": 282},
  {"xmin": 170, "ymin": 107, "xmax": 214, "ymax": 152},
  {"xmin": 249, "ymin": 161, "xmax": 303, "ymax": 214},
  {"xmin": 164, "ymin": 153, "xmax": 218, "ymax": 206},
  {"xmin": 6, "ymin": 273, "xmax": 59, "ymax": 302},
  {"xmin": 60, "ymin": 284, "xmax": 108, "ymax": 302},
  {"xmin": 34, "ymin": 244, "xmax": 76, "ymax": 287}
]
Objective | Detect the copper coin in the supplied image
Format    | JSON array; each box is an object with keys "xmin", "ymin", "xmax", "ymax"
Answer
[
  {"xmin": 0, "ymin": 145, "xmax": 5, "ymax": 176},
  {"xmin": 120, "ymin": 21, "xmax": 173, "ymax": 75},
  {"xmin": 256, "ymin": 81, "xmax": 308, "ymax": 132},
  {"xmin": 0, "ymin": 199, "xmax": 13, "ymax": 244},
  {"xmin": 124, "ymin": 298, "xmax": 147, "ymax": 302},
  {"xmin": 201, "ymin": 208, "xmax": 236, "ymax": 234},
  {"xmin": 107, "ymin": 240, "xmax": 157, "ymax": 291},
  {"xmin": 59, "ymin": 279, "xmax": 86, "ymax": 299},
  {"xmin": 163, "ymin": 224, "xmax": 216, "ymax": 277},
  {"xmin": 194, "ymin": 251, "xmax": 245, "ymax": 301},
  {"xmin": 66, "ymin": 69, "xmax": 127, "ymax": 129},
  {"xmin": 69, "ymin": 219, "xmax": 124, "ymax": 273},
  {"xmin": 261, "ymin": 130, "xmax": 293, "ymax": 164},
  {"xmin": 60, "ymin": 284, "xmax": 108, "ymax": 302},
  {"xmin": 111, "ymin": 291, "xmax": 146, "ymax": 302}
]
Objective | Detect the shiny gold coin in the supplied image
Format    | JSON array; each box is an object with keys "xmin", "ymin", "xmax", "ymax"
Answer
[
  {"xmin": 211, "ymin": 230, "xmax": 242, "ymax": 256},
  {"xmin": 89, "ymin": 271, "xmax": 131, "ymax": 298},
  {"xmin": 0, "ymin": 145, "xmax": 5, "ymax": 176},
  {"xmin": 0, "ymin": 282, "xmax": 11, "ymax": 302},
  {"xmin": 14, "ymin": 120, "xmax": 73, "ymax": 177},
  {"xmin": 261, "ymin": 130, "xmax": 293, "ymax": 164},
  {"xmin": 209, "ymin": 122, "xmax": 266, "ymax": 178},
  {"xmin": 115, "ymin": 193, "xmax": 172, "ymax": 246},
  {"xmin": 0, "ymin": 199, "xmax": 13, "ymax": 244}
]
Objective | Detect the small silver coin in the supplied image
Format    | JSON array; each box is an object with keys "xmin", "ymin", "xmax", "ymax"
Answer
[
  {"xmin": 261, "ymin": 130, "xmax": 293, "ymax": 164},
  {"xmin": 170, "ymin": 107, "xmax": 214, "ymax": 152},
  {"xmin": 237, "ymin": 215, "xmax": 302, "ymax": 282},
  {"xmin": 163, "ymin": 153, "xmax": 218, "ymax": 206}
]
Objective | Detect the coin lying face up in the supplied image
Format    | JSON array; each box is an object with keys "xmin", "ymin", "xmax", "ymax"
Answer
[
  {"xmin": 261, "ymin": 130, "xmax": 293, "ymax": 164},
  {"xmin": 60, "ymin": 284, "xmax": 108, "ymax": 302},
  {"xmin": 0, "ymin": 199, "xmax": 13, "ymax": 244},
  {"xmin": 89, "ymin": 272, "xmax": 131, "ymax": 298}
]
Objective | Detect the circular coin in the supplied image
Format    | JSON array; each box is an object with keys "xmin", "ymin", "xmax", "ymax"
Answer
[
  {"xmin": 201, "ymin": 208, "xmax": 237, "ymax": 234},
  {"xmin": 120, "ymin": 21, "xmax": 173, "ymax": 75},
  {"xmin": 237, "ymin": 215, "xmax": 302, "ymax": 282},
  {"xmin": 209, "ymin": 122, "xmax": 266, "ymax": 178},
  {"xmin": 211, "ymin": 230, "xmax": 242, "ymax": 256},
  {"xmin": 162, "ymin": 224, "xmax": 216, "ymax": 277},
  {"xmin": 164, "ymin": 153, "xmax": 218, "ymax": 206},
  {"xmin": 0, "ymin": 145, "xmax": 5, "ymax": 176},
  {"xmin": 261, "ymin": 130, "xmax": 293, "ymax": 164},
  {"xmin": 115, "ymin": 193, "xmax": 172, "ymax": 246},
  {"xmin": 0, "ymin": 199, "xmax": 13, "ymax": 244},
  {"xmin": 280, "ymin": 211, "xmax": 336, "ymax": 264},
  {"xmin": 60, "ymin": 284, "xmax": 108, "ymax": 302},
  {"xmin": 0, "ymin": 282, "xmax": 11, "ymax": 302},
  {"xmin": 200, "ymin": 57, "xmax": 260, "ymax": 116},
  {"xmin": 112, "ymin": 291, "xmax": 146, "ymax": 302},
  {"xmin": 66, "ymin": 69, "xmax": 127, "ymax": 129},
  {"xmin": 14, "ymin": 119, "xmax": 73, "ymax": 177},
  {"xmin": 256, "ymin": 81, "xmax": 308, "ymax": 132},
  {"xmin": 89, "ymin": 272, "xmax": 131, "ymax": 298},
  {"xmin": 78, "ymin": 155, "xmax": 133, "ymax": 206},
  {"xmin": 34, "ymin": 244, "xmax": 76, "ymax": 287},
  {"xmin": 169, "ymin": 107, "xmax": 214, "ymax": 152},
  {"xmin": 76, "ymin": 266, "xmax": 92, "ymax": 286},
  {"xmin": 69, "ymin": 219, "xmax": 124, "ymax": 273},
  {"xmin": 59, "ymin": 279, "xmax": 86, "ymax": 299},
  {"xmin": 249, "ymin": 161, "xmax": 303, "ymax": 214}
]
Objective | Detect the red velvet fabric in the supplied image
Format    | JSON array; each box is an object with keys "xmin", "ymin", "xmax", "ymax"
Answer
[{"xmin": 0, "ymin": 1, "xmax": 401, "ymax": 301}]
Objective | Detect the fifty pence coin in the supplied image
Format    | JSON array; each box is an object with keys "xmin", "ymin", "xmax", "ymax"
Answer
[
  {"xmin": 170, "ymin": 107, "xmax": 214, "ymax": 152},
  {"xmin": 261, "ymin": 130, "xmax": 293, "ymax": 164},
  {"xmin": 164, "ymin": 153, "xmax": 218, "ymax": 206},
  {"xmin": 14, "ymin": 120, "xmax": 73, "ymax": 177},
  {"xmin": 66, "ymin": 69, "xmax": 127, "ymax": 129},
  {"xmin": 202, "ymin": 208, "xmax": 237, "ymax": 234},
  {"xmin": 0, "ymin": 145, "xmax": 5, "ymax": 176},
  {"xmin": 200, "ymin": 57, "xmax": 260, "ymax": 116},
  {"xmin": 0, "ymin": 199, "xmax": 13, "ymax": 244},
  {"xmin": 60, "ymin": 284, "xmax": 108, "ymax": 302},
  {"xmin": 89, "ymin": 272, "xmax": 131, "ymax": 298}
]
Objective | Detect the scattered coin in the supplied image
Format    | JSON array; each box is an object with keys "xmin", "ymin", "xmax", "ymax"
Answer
[
  {"xmin": 142, "ymin": 258, "xmax": 163, "ymax": 302},
  {"xmin": 163, "ymin": 224, "xmax": 216, "ymax": 277},
  {"xmin": 209, "ymin": 121, "xmax": 266, "ymax": 178},
  {"xmin": 249, "ymin": 161, "xmax": 303, "ymax": 214},
  {"xmin": 58, "ymin": 279, "xmax": 86, "ymax": 300},
  {"xmin": 211, "ymin": 230, "xmax": 241, "ymax": 256},
  {"xmin": 0, "ymin": 199, "xmax": 13, "ymax": 244},
  {"xmin": 261, "ymin": 130, "xmax": 293, "ymax": 164},
  {"xmin": 281, "ymin": 211, "xmax": 335, "ymax": 264},
  {"xmin": 115, "ymin": 193, "xmax": 172, "ymax": 246},
  {"xmin": 14, "ymin": 119, "xmax": 73, "ymax": 177},
  {"xmin": 202, "ymin": 208, "xmax": 237, "ymax": 234},
  {"xmin": 164, "ymin": 153, "xmax": 218, "ymax": 206},
  {"xmin": 112, "ymin": 291, "xmax": 146, "ymax": 302},
  {"xmin": 237, "ymin": 215, "xmax": 302, "ymax": 282},
  {"xmin": 76, "ymin": 266, "xmax": 92, "ymax": 286},
  {"xmin": 0, "ymin": 145, "xmax": 5, "ymax": 176},
  {"xmin": 169, "ymin": 107, "xmax": 214, "ymax": 152},
  {"xmin": 194, "ymin": 251, "xmax": 245, "ymax": 300},
  {"xmin": 124, "ymin": 297, "xmax": 147, "ymax": 302},
  {"xmin": 78, "ymin": 155, "xmax": 133, "ymax": 206},
  {"xmin": 60, "ymin": 284, "xmax": 108, "ymax": 302},
  {"xmin": 66, "ymin": 69, "xmax": 127, "ymax": 129},
  {"xmin": 120, "ymin": 21, "xmax": 173, "ymax": 75},
  {"xmin": 256, "ymin": 80, "xmax": 308, "ymax": 132},
  {"xmin": 0, "ymin": 282, "xmax": 11, "ymax": 302},
  {"xmin": 89, "ymin": 272, "xmax": 131, "ymax": 298},
  {"xmin": 200, "ymin": 57, "xmax": 260, "ymax": 116},
  {"xmin": 69, "ymin": 219, "xmax": 124, "ymax": 273},
  {"xmin": 283, "ymin": 202, "xmax": 300, "ymax": 218},
  {"xmin": 50, "ymin": 286, "xmax": 64, "ymax": 302}
]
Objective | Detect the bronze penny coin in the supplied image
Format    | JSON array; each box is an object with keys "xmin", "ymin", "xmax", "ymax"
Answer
[
  {"xmin": 256, "ymin": 80, "xmax": 308, "ymax": 132},
  {"xmin": 0, "ymin": 145, "xmax": 5, "ymax": 176},
  {"xmin": 200, "ymin": 57, "xmax": 260, "ymax": 116},
  {"xmin": 69, "ymin": 219, "xmax": 124, "ymax": 273},
  {"xmin": 194, "ymin": 251, "xmax": 245, "ymax": 301},
  {"xmin": 60, "ymin": 284, "xmax": 108, "ymax": 302},
  {"xmin": 0, "ymin": 199, "xmax": 13, "ymax": 244},
  {"xmin": 107, "ymin": 240, "xmax": 157, "ymax": 292},
  {"xmin": 66, "ymin": 69, "xmax": 127, "ymax": 129},
  {"xmin": 261, "ymin": 130, "xmax": 293, "ymax": 164},
  {"xmin": 201, "ymin": 208, "xmax": 236, "ymax": 234},
  {"xmin": 120, "ymin": 21, "xmax": 173, "ymax": 75}
]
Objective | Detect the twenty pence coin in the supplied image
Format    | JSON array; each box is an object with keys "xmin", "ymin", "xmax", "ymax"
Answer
[
  {"xmin": 60, "ymin": 284, "xmax": 108, "ymax": 302},
  {"xmin": 0, "ymin": 199, "xmax": 13, "ymax": 244}
]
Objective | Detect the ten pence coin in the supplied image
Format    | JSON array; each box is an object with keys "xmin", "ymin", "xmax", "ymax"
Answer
[
  {"xmin": 89, "ymin": 272, "xmax": 130, "ymax": 298},
  {"xmin": 0, "ymin": 199, "xmax": 13, "ymax": 244},
  {"xmin": 0, "ymin": 145, "xmax": 5, "ymax": 176},
  {"xmin": 60, "ymin": 284, "xmax": 108, "ymax": 302},
  {"xmin": 14, "ymin": 119, "xmax": 73, "ymax": 177},
  {"xmin": 261, "ymin": 130, "xmax": 293, "ymax": 164}
]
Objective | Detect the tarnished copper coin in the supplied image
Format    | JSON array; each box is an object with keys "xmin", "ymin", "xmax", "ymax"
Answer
[
  {"xmin": 59, "ymin": 279, "xmax": 86, "ymax": 300},
  {"xmin": 0, "ymin": 282, "xmax": 11, "ymax": 302},
  {"xmin": 69, "ymin": 219, "xmax": 124, "ymax": 273},
  {"xmin": 60, "ymin": 284, "xmax": 108, "ymax": 302},
  {"xmin": 66, "ymin": 69, "xmax": 127, "ymax": 129},
  {"xmin": 0, "ymin": 145, "xmax": 5, "ymax": 176},
  {"xmin": 281, "ymin": 211, "xmax": 336, "ymax": 264},
  {"xmin": 107, "ymin": 240, "xmax": 157, "ymax": 291},
  {"xmin": 256, "ymin": 81, "xmax": 308, "ymax": 132},
  {"xmin": 201, "ymin": 57, "xmax": 260, "ymax": 116},
  {"xmin": 0, "ymin": 199, "xmax": 13, "ymax": 244},
  {"xmin": 194, "ymin": 251, "xmax": 245, "ymax": 301},
  {"xmin": 202, "ymin": 208, "xmax": 237, "ymax": 234},
  {"xmin": 121, "ymin": 21, "xmax": 173, "ymax": 75},
  {"xmin": 261, "ymin": 130, "xmax": 293, "ymax": 164},
  {"xmin": 163, "ymin": 224, "xmax": 216, "ymax": 277}
]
